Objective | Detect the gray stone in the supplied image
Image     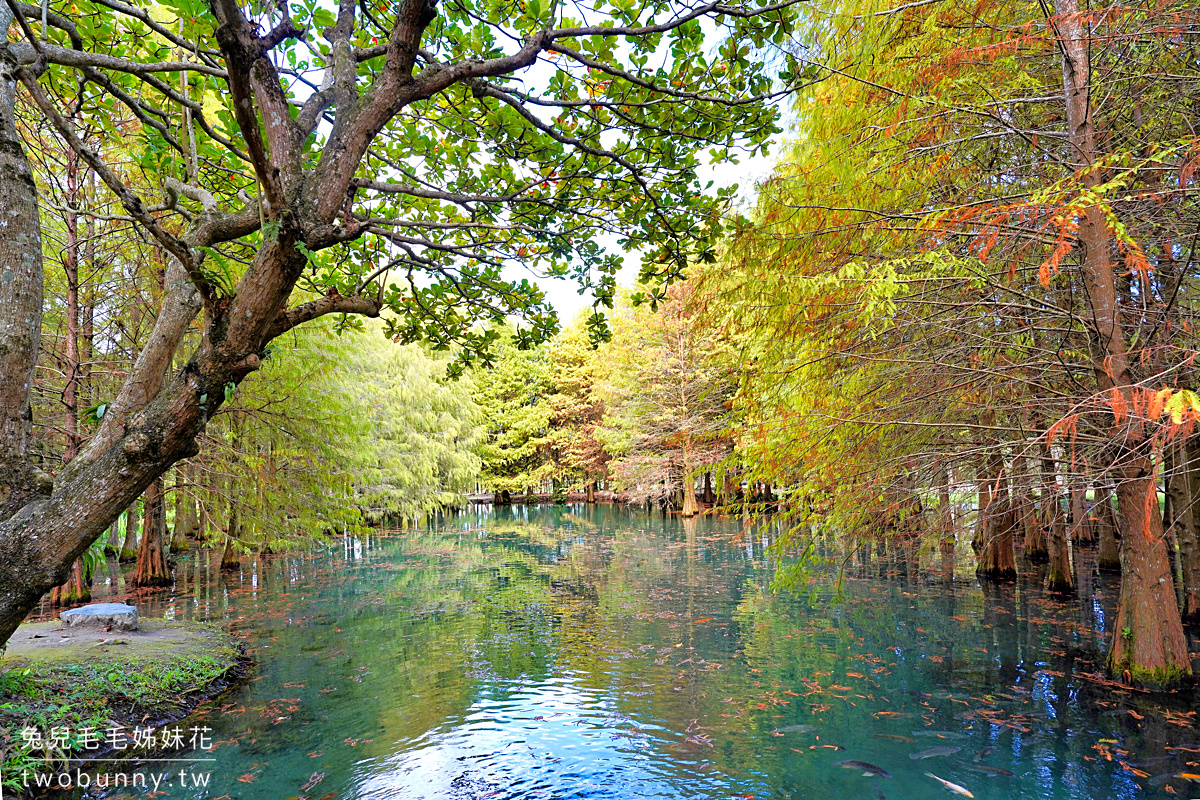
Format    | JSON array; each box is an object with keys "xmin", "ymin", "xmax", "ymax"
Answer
[{"xmin": 60, "ymin": 603, "xmax": 139, "ymax": 631}]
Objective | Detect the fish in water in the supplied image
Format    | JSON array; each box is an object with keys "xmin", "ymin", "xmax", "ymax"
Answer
[
  {"xmin": 872, "ymin": 734, "xmax": 916, "ymax": 743},
  {"xmin": 873, "ymin": 782, "xmax": 886, "ymax": 800},
  {"xmin": 913, "ymin": 730, "xmax": 970, "ymax": 739},
  {"xmin": 775, "ymin": 725, "xmax": 819, "ymax": 734},
  {"xmin": 925, "ymin": 773, "xmax": 974, "ymax": 798},
  {"xmin": 962, "ymin": 763, "xmax": 1014, "ymax": 777},
  {"xmin": 972, "ymin": 747, "xmax": 996, "ymax": 762},
  {"xmin": 910, "ymin": 746, "xmax": 961, "ymax": 759},
  {"xmin": 837, "ymin": 760, "xmax": 892, "ymax": 778}
]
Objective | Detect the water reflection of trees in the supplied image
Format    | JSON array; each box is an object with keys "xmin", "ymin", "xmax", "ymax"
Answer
[{"xmin": 47, "ymin": 506, "xmax": 1200, "ymax": 799}]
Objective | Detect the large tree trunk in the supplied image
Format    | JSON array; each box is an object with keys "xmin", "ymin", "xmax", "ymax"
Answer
[
  {"xmin": 131, "ymin": 478, "xmax": 172, "ymax": 587},
  {"xmin": 1107, "ymin": 467, "xmax": 1192, "ymax": 687},
  {"xmin": 1021, "ymin": 498, "xmax": 1047, "ymax": 562},
  {"xmin": 0, "ymin": 7, "xmax": 51, "ymax": 520},
  {"xmin": 1054, "ymin": 0, "xmax": 1190, "ymax": 685}
]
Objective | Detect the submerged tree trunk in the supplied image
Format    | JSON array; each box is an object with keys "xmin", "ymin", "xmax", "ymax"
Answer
[
  {"xmin": 1069, "ymin": 484, "xmax": 1093, "ymax": 543},
  {"xmin": 1053, "ymin": 0, "xmax": 1191, "ymax": 686},
  {"xmin": 938, "ymin": 467, "xmax": 955, "ymax": 578},
  {"xmin": 1040, "ymin": 438, "xmax": 1071, "ymax": 591},
  {"xmin": 1167, "ymin": 439, "xmax": 1200, "ymax": 620},
  {"xmin": 120, "ymin": 504, "xmax": 139, "ymax": 561},
  {"xmin": 681, "ymin": 465, "xmax": 698, "ymax": 517},
  {"xmin": 131, "ymin": 478, "xmax": 172, "ymax": 588},
  {"xmin": 1017, "ymin": 454, "xmax": 1046, "ymax": 562},
  {"xmin": 1046, "ymin": 503, "xmax": 1073, "ymax": 594},
  {"xmin": 976, "ymin": 458, "xmax": 1017, "ymax": 581},
  {"xmin": 220, "ymin": 500, "xmax": 240, "ymax": 571},
  {"xmin": 49, "ymin": 559, "xmax": 90, "ymax": 606},
  {"xmin": 171, "ymin": 470, "xmax": 196, "ymax": 553},
  {"xmin": 1095, "ymin": 484, "xmax": 1120, "ymax": 572},
  {"xmin": 1021, "ymin": 498, "xmax": 1046, "ymax": 562},
  {"xmin": 1108, "ymin": 468, "xmax": 1192, "ymax": 687}
]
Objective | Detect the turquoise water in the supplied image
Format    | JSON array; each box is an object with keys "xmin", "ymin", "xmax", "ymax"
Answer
[{"xmin": 59, "ymin": 505, "xmax": 1200, "ymax": 798}]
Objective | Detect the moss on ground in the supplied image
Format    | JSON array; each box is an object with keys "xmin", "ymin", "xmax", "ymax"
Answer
[{"xmin": 0, "ymin": 620, "xmax": 243, "ymax": 795}]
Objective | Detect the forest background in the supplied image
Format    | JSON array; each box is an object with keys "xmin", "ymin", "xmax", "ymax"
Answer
[{"xmin": 7, "ymin": 0, "xmax": 1200, "ymax": 691}]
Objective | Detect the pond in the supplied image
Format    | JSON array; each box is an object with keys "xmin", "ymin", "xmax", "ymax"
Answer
[{"xmin": 51, "ymin": 504, "xmax": 1200, "ymax": 799}]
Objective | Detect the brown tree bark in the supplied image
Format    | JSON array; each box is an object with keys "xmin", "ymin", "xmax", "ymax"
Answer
[
  {"xmin": 220, "ymin": 499, "xmax": 240, "ymax": 571},
  {"xmin": 1069, "ymin": 483, "xmax": 1093, "ymax": 543},
  {"xmin": 120, "ymin": 503, "xmax": 139, "ymax": 561},
  {"xmin": 49, "ymin": 559, "xmax": 90, "ymax": 606},
  {"xmin": 976, "ymin": 458, "xmax": 1017, "ymax": 581},
  {"xmin": 938, "ymin": 466, "xmax": 955, "ymax": 578},
  {"xmin": 1095, "ymin": 484, "xmax": 1121, "ymax": 572},
  {"xmin": 1167, "ymin": 439, "xmax": 1200, "ymax": 620},
  {"xmin": 1107, "ymin": 469, "xmax": 1192, "ymax": 686},
  {"xmin": 971, "ymin": 470, "xmax": 989, "ymax": 555},
  {"xmin": 171, "ymin": 469, "xmax": 196, "ymax": 552},
  {"xmin": 585, "ymin": 481, "xmax": 596, "ymax": 504},
  {"xmin": 1054, "ymin": 0, "xmax": 1190, "ymax": 684},
  {"xmin": 106, "ymin": 520, "xmax": 119, "ymax": 553},
  {"xmin": 61, "ymin": 149, "xmax": 83, "ymax": 465},
  {"xmin": 1021, "ymin": 498, "xmax": 1047, "ymax": 562},
  {"xmin": 1015, "ymin": 453, "xmax": 1045, "ymax": 562},
  {"xmin": 1046, "ymin": 505, "xmax": 1073, "ymax": 594},
  {"xmin": 681, "ymin": 465, "xmax": 698, "ymax": 517},
  {"xmin": 130, "ymin": 477, "xmax": 172, "ymax": 587},
  {"xmin": 0, "ymin": 6, "xmax": 52, "ymax": 520},
  {"xmin": 1042, "ymin": 438, "xmax": 1073, "ymax": 592}
]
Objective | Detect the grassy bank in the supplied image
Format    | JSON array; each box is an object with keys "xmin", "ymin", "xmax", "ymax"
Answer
[{"xmin": 0, "ymin": 619, "xmax": 245, "ymax": 795}]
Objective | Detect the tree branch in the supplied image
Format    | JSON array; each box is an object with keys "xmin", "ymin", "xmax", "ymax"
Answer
[{"xmin": 268, "ymin": 293, "xmax": 383, "ymax": 338}]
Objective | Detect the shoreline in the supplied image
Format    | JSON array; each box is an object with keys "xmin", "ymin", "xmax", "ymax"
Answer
[{"xmin": 0, "ymin": 619, "xmax": 250, "ymax": 798}]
